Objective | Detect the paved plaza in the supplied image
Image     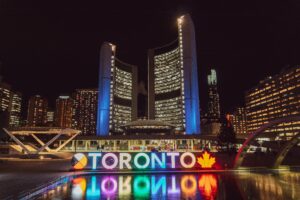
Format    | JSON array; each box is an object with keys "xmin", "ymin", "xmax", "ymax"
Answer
[{"xmin": 0, "ymin": 159, "xmax": 72, "ymax": 199}]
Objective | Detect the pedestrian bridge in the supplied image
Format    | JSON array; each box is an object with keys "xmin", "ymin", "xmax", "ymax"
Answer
[
  {"xmin": 4, "ymin": 127, "xmax": 81, "ymax": 155},
  {"xmin": 234, "ymin": 115, "xmax": 300, "ymax": 169}
]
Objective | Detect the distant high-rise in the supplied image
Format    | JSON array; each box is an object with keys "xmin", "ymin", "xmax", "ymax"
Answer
[
  {"xmin": 27, "ymin": 95, "xmax": 48, "ymax": 126},
  {"xmin": 8, "ymin": 92, "xmax": 22, "ymax": 127},
  {"xmin": 0, "ymin": 82, "xmax": 11, "ymax": 112},
  {"xmin": 0, "ymin": 82, "xmax": 11, "ymax": 128},
  {"xmin": 97, "ymin": 43, "xmax": 138, "ymax": 136},
  {"xmin": 46, "ymin": 110, "xmax": 54, "ymax": 126},
  {"xmin": 55, "ymin": 95, "xmax": 74, "ymax": 128},
  {"xmin": 0, "ymin": 82, "xmax": 22, "ymax": 127},
  {"xmin": 246, "ymin": 66, "xmax": 300, "ymax": 140},
  {"xmin": 207, "ymin": 69, "xmax": 220, "ymax": 121},
  {"xmin": 73, "ymin": 89, "xmax": 98, "ymax": 135},
  {"xmin": 148, "ymin": 14, "xmax": 200, "ymax": 134},
  {"xmin": 232, "ymin": 107, "xmax": 247, "ymax": 135}
]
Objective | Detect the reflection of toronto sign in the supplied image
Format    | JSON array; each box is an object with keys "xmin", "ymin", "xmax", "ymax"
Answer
[
  {"xmin": 71, "ymin": 174, "xmax": 218, "ymax": 199},
  {"xmin": 72, "ymin": 151, "xmax": 216, "ymax": 170}
]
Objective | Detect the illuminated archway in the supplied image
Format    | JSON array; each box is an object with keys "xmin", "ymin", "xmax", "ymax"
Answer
[
  {"xmin": 273, "ymin": 131, "xmax": 300, "ymax": 168},
  {"xmin": 234, "ymin": 115, "xmax": 300, "ymax": 169}
]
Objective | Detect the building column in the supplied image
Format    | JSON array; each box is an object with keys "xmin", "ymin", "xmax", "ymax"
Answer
[
  {"xmin": 173, "ymin": 140, "xmax": 176, "ymax": 151},
  {"xmin": 113, "ymin": 140, "xmax": 117, "ymax": 151},
  {"xmin": 142, "ymin": 140, "xmax": 146, "ymax": 151},
  {"xmin": 85, "ymin": 141, "xmax": 88, "ymax": 151}
]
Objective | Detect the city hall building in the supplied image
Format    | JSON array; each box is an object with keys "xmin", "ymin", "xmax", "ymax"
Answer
[
  {"xmin": 148, "ymin": 14, "xmax": 200, "ymax": 135},
  {"xmin": 97, "ymin": 42, "xmax": 138, "ymax": 136},
  {"xmin": 97, "ymin": 14, "xmax": 200, "ymax": 136}
]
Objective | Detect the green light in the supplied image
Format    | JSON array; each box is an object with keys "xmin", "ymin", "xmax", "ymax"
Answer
[
  {"xmin": 133, "ymin": 176, "xmax": 150, "ymax": 199},
  {"xmin": 134, "ymin": 153, "xmax": 150, "ymax": 169}
]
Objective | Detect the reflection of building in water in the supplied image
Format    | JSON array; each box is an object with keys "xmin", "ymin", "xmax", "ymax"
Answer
[
  {"xmin": 198, "ymin": 174, "xmax": 218, "ymax": 199},
  {"xmin": 236, "ymin": 173, "xmax": 300, "ymax": 200},
  {"xmin": 35, "ymin": 173, "xmax": 300, "ymax": 199},
  {"xmin": 279, "ymin": 173, "xmax": 300, "ymax": 199},
  {"xmin": 40, "ymin": 174, "xmax": 220, "ymax": 199}
]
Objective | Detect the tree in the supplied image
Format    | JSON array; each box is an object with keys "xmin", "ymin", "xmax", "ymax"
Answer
[{"xmin": 218, "ymin": 116, "xmax": 236, "ymax": 153}]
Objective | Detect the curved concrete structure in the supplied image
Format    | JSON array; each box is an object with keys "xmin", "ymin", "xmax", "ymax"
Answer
[
  {"xmin": 234, "ymin": 115, "xmax": 300, "ymax": 168},
  {"xmin": 273, "ymin": 131, "xmax": 300, "ymax": 168},
  {"xmin": 97, "ymin": 42, "xmax": 138, "ymax": 136},
  {"xmin": 148, "ymin": 14, "xmax": 200, "ymax": 134}
]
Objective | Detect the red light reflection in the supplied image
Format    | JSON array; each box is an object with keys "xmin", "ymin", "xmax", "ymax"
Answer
[{"xmin": 198, "ymin": 174, "xmax": 218, "ymax": 200}]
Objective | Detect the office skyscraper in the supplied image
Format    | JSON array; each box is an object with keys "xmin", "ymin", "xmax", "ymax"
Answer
[
  {"xmin": 8, "ymin": 92, "xmax": 22, "ymax": 127},
  {"xmin": 148, "ymin": 14, "xmax": 200, "ymax": 134},
  {"xmin": 232, "ymin": 107, "xmax": 247, "ymax": 135},
  {"xmin": 97, "ymin": 43, "xmax": 138, "ymax": 136},
  {"xmin": 73, "ymin": 89, "xmax": 98, "ymax": 135},
  {"xmin": 27, "ymin": 95, "xmax": 48, "ymax": 126},
  {"xmin": 207, "ymin": 69, "xmax": 220, "ymax": 121},
  {"xmin": 246, "ymin": 66, "xmax": 300, "ymax": 140},
  {"xmin": 0, "ymin": 82, "xmax": 22, "ymax": 127},
  {"xmin": 55, "ymin": 95, "xmax": 74, "ymax": 128},
  {"xmin": 46, "ymin": 110, "xmax": 54, "ymax": 126},
  {"xmin": 0, "ymin": 82, "xmax": 11, "ymax": 112}
]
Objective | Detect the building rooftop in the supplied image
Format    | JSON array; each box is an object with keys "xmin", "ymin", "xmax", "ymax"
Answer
[{"xmin": 122, "ymin": 120, "xmax": 175, "ymax": 128}]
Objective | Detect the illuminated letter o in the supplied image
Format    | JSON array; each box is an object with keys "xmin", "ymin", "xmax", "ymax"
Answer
[
  {"xmin": 180, "ymin": 152, "xmax": 196, "ymax": 168},
  {"xmin": 102, "ymin": 153, "xmax": 118, "ymax": 169},
  {"xmin": 101, "ymin": 177, "xmax": 117, "ymax": 194},
  {"xmin": 181, "ymin": 175, "xmax": 197, "ymax": 195},
  {"xmin": 134, "ymin": 153, "xmax": 150, "ymax": 169}
]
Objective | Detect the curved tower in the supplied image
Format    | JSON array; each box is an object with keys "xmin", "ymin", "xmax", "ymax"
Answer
[
  {"xmin": 97, "ymin": 42, "xmax": 137, "ymax": 136},
  {"xmin": 148, "ymin": 14, "xmax": 200, "ymax": 134}
]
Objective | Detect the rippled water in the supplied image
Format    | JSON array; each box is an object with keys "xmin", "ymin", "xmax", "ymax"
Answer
[{"xmin": 37, "ymin": 172, "xmax": 300, "ymax": 200}]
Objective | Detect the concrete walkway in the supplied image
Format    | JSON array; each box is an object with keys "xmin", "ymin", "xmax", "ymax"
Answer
[{"xmin": 0, "ymin": 159, "xmax": 74, "ymax": 199}]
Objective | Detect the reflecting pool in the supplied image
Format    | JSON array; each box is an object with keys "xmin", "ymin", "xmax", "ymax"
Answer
[{"xmin": 37, "ymin": 172, "xmax": 300, "ymax": 200}]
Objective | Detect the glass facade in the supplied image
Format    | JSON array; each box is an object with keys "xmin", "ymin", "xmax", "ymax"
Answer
[
  {"xmin": 0, "ymin": 83, "xmax": 11, "ymax": 112},
  {"xmin": 27, "ymin": 95, "xmax": 48, "ymax": 126},
  {"xmin": 154, "ymin": 47, "xmax": 185, "ymax": 131},
  {"xmin": 55, "ymin": 96, "xmax": 74, "ymax": 128},
  {"xmin": 207, "ymin": 69, "xmax": 220, "ymax": 121},
  {"xmin": 148, "ymin": 14, "xmax": 200, "ymax": 134},
  {"xmin": 233, "ymin": 107, "xmax": 247, "ymax": 135},
  {"xmin": 72, "ymin": 89, "xmax": 98, "ymax": 135},
  {"xmin": 110, "ymin": 59, "xmax": 135, "ymax": 133},
  {"xmin": 97, "ymin": 42, "xmax": 137, "ymax": 136},
  {"xmin": 8, "ymin": 92, "xmax": 22, "ymax": 127},
  {"xmin": 245, "ymin": 66, "xmax": 300, "ymax": 140}
]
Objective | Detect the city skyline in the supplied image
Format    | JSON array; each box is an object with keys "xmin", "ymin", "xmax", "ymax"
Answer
[
  {"xmin": 1, "ymin": 2, "xmax": 300, "ymax": 200},
  {"xmin": 1, "ymin": 1, "xmax": 299, "ymax": 114}
]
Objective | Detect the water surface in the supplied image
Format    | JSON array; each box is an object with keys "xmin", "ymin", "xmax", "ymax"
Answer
[{"xmin": 37, "ymin": 172, "xmax": 300, "ymax": 200}]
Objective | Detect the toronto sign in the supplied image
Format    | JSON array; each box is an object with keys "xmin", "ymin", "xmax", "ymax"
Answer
[{"xmin": 71, "ymin": 151, "xmax": 217, "ymax": 170}]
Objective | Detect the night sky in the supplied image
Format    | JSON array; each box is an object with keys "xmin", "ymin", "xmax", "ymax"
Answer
[{"xmin": 0, "ymin": 0, "xmax": 300, "ymax": 116}]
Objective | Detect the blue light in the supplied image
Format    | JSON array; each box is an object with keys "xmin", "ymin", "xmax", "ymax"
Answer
[
  {"xmin": 182, "ymin": 15, "xmax": 201, "ymax": 135},
  {"xmin": 151, "ymin": 176, "xmax": 166, "ymax": 196},
  {"xmin": 88, "ymin": 153, "xmax": 102, "ymax": 169},
  {"xmin": 151, "ymin": 153, "xmax": 166, "ymax": 169},
  {"xmin": 86, "ymin": 176, "xmax": 100, "ymax": 199},
  {"xmin": 97, "ymin": 43, "xmax": 113, "ymax": 136}
]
